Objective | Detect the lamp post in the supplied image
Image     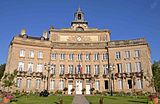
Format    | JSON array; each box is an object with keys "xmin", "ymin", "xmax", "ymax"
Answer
[
  {"xmin": 44, "ymin": 63, "xmax": 52, "ymax": 91},
  {"xmin": 106, "ymin": 44, "xmax": 115, "ymax": 96}
]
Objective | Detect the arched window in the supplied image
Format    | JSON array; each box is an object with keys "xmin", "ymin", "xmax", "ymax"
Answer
[
  {"xmin": 78, "ymin": 14, "xmax": 81, "ymax": 20},
  {"xmin": 76, "ymin": 27, "xmax": 84, "ymax": 31}
]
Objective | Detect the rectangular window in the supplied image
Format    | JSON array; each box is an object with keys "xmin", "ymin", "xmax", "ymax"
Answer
[
  {"xmin": 68, "ymin": 65, "xmax": 74, "ymax": 74},
  {"xmin": 26, "ymin": 79, "xmax": 31, "ymax": 89},
  {"xmin": 135, "ymin": 50, "xmax": 140, "ymax": 58},
  {"xmin": 36, "ymin": 79, "xmax": 41, "ymax": 89},
  {"xmin": 16, "ymin": 78, "xmax": 22, "ymax": 88},
  {"xmin": 77, "ymin": 64, "xmax": 82, "ymax": 74},
  {"xmin": 69, "ymin": 53, "xmax": 74, "ymax": 60},
  {"xmin": 28, "ymin": 62, "xmax": 33, "ymax": 73},
  {"xmin": 37, "ymin": 64, "xmax": 43, "ymax": 72},
  {"xmin": 86, "ymin": 53, "xmax": 90, "ymax": 60},
  {"xmin": 19, "ymin": 50, "xmax": 25, "ymax": 57},
  {"xmin": 103, "ymin": 64, "xmax": 109, "ymax": 75},
  {"xmin": 135, "ymin": 62, "xmax": 141, "ymax": 72},
  {"xmin": 126, "ymin": 63, "xmax": 131, "ymax": 73},
  {"xmin": 125, "ymin": 51, "xmax": 130, "ymax": 59},
  {"xmin": 18, "ymin": 62, "xmax": 24, "ymax": 71},
  {"xmin": 117, "ymin": 63, "xmax": 122, "ymax": 73},
  {"xmin": 86, "ymin": 65, "xmax": 91, "ymax": 74},
  {"xmin": 94, "ymin": 53, "xmax": 99, "ymax": 60},
  {"xmin": 50, "ymin": 80, "xmax": 55, "ymax": 90},
  {"xmin": 51, "ymin": 53, "xmax": 56, "ymax": 60},
  {"xmin": 103, "ymin": 52, "xmax": 108, "ymax": 60},
  {"xmin": 104, "ymin": 80, "xmax": 109, "ymax": 89},
  {"xmin": 128, "ymin": 80, "xmax": 132, "ymax": 89},
  {"xmin": 59, "ymin": 80, "xmax": 64, "ymax": 90},
  {"xmin": 94, "ymin": 65, "xmax": 99, "ymax": 75},
  {"xmin": 78, "ymin": 53, "xmax": 82, "ymax": 60},
  {"xmin": 38, "ymin": 51, "xmax": 43, "ymax": 59},
  {"xmin": 118, "ymin": 80, "xmax": 123, "ymax": 89},
  {"xmin": 60, "ymin": 65, "xmax": 65, "ymax": 75},
  {"xmin": 51, "ymin": 64, "xmax": 56, "ymax": 74},
  {"xmin": 136, "ymin": 79, "xmax": 142, "ymax": 89},
  {"xmin": 95, "ymin": 80, "xmax": 100, "ymax": 90},
  {"xmin": 115, "ymin": 52, "xmax": 121, "ymax": 59},
  {"xmin": 29, "ymin": 51, "xmax": 34, "ymax": 58},
  {"xmin": 60, "ymin": 53, "xmax": 65, "ymax": 60}
]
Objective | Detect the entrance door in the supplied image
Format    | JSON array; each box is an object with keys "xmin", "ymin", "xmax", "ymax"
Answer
[
  {"xmin": 68, "ymin": 84, "xmax": 72, "ymax": 95},
  {"xmin": 76, "ymin": 80, "xmax": 82, "ymax": 94},
  {"xmin": 86, "ymin": 84, "xmax": 90, "ymax": 95}
]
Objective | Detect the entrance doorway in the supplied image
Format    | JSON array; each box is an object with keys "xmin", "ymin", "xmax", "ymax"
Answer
[
  {"xmin": 86, "ymin": 84, "xmax": 90, "ymax": 94},
  {"xmin": 68, "ymin": 84, "xmax": 72, "ymax": 95},
  {"xmin": 76, "ymin": 80, "xmax": 82, "ymax": 94}
]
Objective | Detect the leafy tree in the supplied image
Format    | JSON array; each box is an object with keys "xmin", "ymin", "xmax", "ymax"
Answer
[
  {"xmin": 152, "ymin": 60, "xmax": 160, "ymax": 93},
  {"xmin": 2, "ymin": 70, "xmax": 17, "ymax": 92},
  {"xmin": 0, "ymin": 64, "xmax": 6, "ymax": 79}
]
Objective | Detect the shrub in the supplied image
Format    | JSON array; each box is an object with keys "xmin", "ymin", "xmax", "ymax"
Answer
[
  {"xmin": 50, "ymin": 91, "xmax": 54, "ymax": 95},
  {"xmin": 126, "ymin": 92, "xmax": 132, "ymax": 96},
  {"xmin": 39, "ymin": 90, "xmax": 49, "ymax": 97},
  {"xmin": 90, "ymin": 88, "xmax": 95, "ymax": 92},
  {"xmin": 101, "ymin": 91, "xmax": 109, "ymax": 96},
  {"xmin": 63, "ymin": 87, "xmax": 68, "ymax": 92},
  {"xmin": 71, "ymin": 88, "xmax": 75, "ymax": 92},
  {"xmin": 55, "ymin": 90, "xmax": 62, "ymax": 95},
  {"xmin": 117, "ymin": 91, "xmax": 126, "ymax": 96},
  {"xmin": 82, "ymin": 88, "xmax": 86, "ymax": 92},
  {"xmin": 95, "ymin": 90, "xmax": 101, "ymax": 95}
]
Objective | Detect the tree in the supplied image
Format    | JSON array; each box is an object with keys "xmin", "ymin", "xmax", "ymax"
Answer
[
  {"xmin": 0, "ymin": 64, "xmax": 6, "ymax": 79},
  {"xmin": 152, "ymin": 60, "xmax": 160, "ymax": 93},
  {"xmin": 2, "ymin": 70, "xmax": 17, "ymax": 92}
]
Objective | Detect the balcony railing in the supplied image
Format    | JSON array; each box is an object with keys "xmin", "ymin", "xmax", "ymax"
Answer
[{"xmin": 114, "ymin": 72, "xmax": 143, "ymax": 79}]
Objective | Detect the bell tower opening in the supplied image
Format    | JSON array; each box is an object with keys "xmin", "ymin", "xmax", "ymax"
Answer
[
  {"xmin": 78, "ymin": 14, "xmax": 81, "ymax": 20},
  {"xmin": 71, "ymin": 7, "xmax": 88, "ymax": 30}
]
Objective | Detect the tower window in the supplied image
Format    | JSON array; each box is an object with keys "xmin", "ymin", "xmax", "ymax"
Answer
[
  {"xmin": 78, "ymin": 14, "xmax": 81, "ymax": 20},
  {"xmin": 76, "ymin": 27, "xmax": 84, "ymax": 31}
]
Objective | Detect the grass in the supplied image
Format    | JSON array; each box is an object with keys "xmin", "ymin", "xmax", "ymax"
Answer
[
  {"xmin": 85, "ymin": 96, "xmax": 148, "ymax": 104},
  {"xmin": 13, "ymin": 95, "xmax": 73, "ymax": 104}
]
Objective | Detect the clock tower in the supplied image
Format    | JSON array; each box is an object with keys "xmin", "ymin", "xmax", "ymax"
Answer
[{"xmin": 71, "ymin": 7, "xmax": 88, "ymax": 31}]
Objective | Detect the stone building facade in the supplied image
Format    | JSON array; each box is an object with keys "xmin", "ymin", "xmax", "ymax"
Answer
[{"xmin": 5, "ymin": 8, "xmax": 153, "ymax": 94}]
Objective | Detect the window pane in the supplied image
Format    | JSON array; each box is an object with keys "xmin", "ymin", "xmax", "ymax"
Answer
[
  {"xmin": 50, "ymin": 80, "xmax": 55, "ymax": 90},
  {"xmin": 51, "ymin": 53, "xmax": 56, "ymax": 60},
  {"xmin": 103, "ymin": 53, "xmax": 108, "ymax": 60},
  {"xmin": 18, "ymin": 62, "xmax": 24, "ymax": 71},
  {"xmin": 20, "ymin": 50, "xmax": 25, "ymax": 57},
  {"xmin": 29, "ymin": 51, "xmax": 34, "ymax": 58}
]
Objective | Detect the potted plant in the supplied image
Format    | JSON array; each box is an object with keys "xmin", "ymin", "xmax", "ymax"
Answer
[
  {"xmin": 103, "ymin": 74, "xmax": 107, "ymax": 78},
  {"xmin": 82, "ymin": 88, "xmax": 86, "ymax": 95},
  {"xmin": 63, "ymin": 87, "xmax": 68, "ymax": 94},
  {"xmin": 71, "ymin": 88, "xmax": 75, "ymax": 95},
  {"xmin": 90, "ymin": 88, "xmax": 95, "ymax": 95}
]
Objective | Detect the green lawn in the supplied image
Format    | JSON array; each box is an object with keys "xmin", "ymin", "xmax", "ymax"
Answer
[
  {"xmin": 13, "ymin": 95, "xmax": 73, "ymax": 104},
  {"xmin": 85, "ymin": 96, "xmax": 148, "ymax": 104}
]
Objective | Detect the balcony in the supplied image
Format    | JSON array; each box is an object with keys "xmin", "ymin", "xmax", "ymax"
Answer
[{"xmin": 114, "ymin": 72, "xmax": 143, "ymax": 79}]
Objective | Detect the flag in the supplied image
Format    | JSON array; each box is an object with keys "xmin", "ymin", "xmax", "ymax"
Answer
[
  {"xmin": 80, "ymin": 66, "xmax": 82, "ymax": 74},
  {"xmin": 78, "ymin": 64, "xmax": 81, "ymax": 74}
]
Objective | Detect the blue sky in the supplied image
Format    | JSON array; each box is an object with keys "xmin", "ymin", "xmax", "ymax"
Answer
[{"xmin": 0, "ymin": 0, "xmax": 160, "ymax": 64}]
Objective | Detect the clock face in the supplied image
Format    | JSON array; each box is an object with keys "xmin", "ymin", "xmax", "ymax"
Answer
[{"xmin": 77, "ymin": 37, "xmax": 81, "ymax": 41}]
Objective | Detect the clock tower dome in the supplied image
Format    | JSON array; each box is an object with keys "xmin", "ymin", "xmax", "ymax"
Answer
[{"xmin": 71, "ymin": 7, "xmax": 88, "ymax": 31}]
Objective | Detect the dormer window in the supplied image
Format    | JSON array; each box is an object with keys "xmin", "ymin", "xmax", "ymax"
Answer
[{"xmin": 76, "ymin": 27, "xmax": 84, "ymax": 31}]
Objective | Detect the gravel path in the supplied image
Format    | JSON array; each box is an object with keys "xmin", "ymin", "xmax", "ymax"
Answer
[{"xmin": 72, "ymin": 95, "xmax": 89, "ymax": 104}]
